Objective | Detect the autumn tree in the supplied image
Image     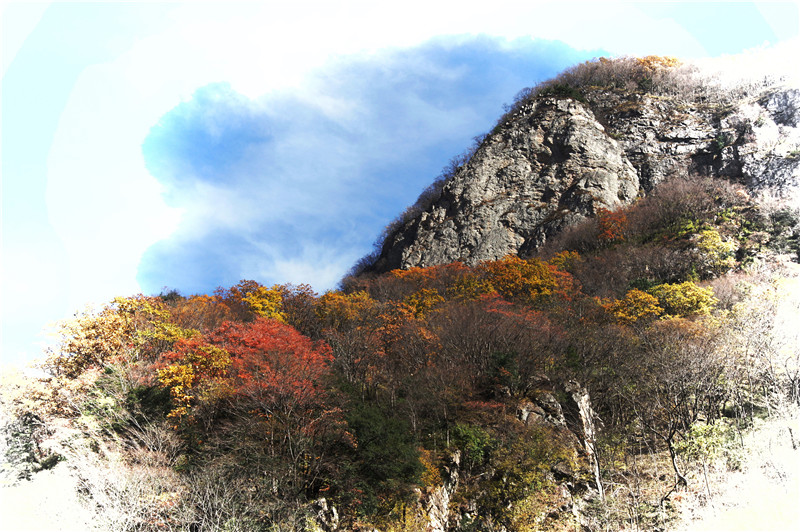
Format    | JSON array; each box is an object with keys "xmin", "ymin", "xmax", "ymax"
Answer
[
  {"xmin": 215, "ymin": 280, "xmax": 286, "ymax": 322},
  {"xmin": 447, "ymin": 270, "xmax": 496, "ymax": 301},
  {"xmin": 45, "ymin": 303, "xmax": 135, "ymax": 379},
  {"xmin": 478, "ymin": 255, "xmax": 564, "ymax": 306},
  {"xmin": 315, "ymin": 290, "xmax": 382, "ymax": 388},
  {"xmin": 117, "ymin": 296, "xmax": 200, "ymax": 361},
  {"xmin": 279, "ymin": 283, "xmax": 321, "ymax": 339},
  {"xmin": 693, "ymin": 228, "xmax": 737, "ymax": 277},
  {"xmin": 596, "ymin": 207, "xmax": 628, "ymax": 244},
  {"xmin": 602, "ymin": 288, "xmax": 663, "ymax": 325},
  {"xmin": 430, "ymin": 294, "xmax": 565, "ymax": 402},
  {"xmin": 648, "ymin": 281, "xmax": 717, "ymax": 317},
  {"xmin": 45, "ymin": 295, "xmax": 197, "ymax": 378},
  {"xmin": 403, "ymin": 288, "xmax": 445, "ymax": 318},
  {"xmin": 157, "ymin": 338, "xmax": 232, "ymax": 421},
  {"xmin": 389, "ymin": 262, "xmax": 471, "ymax": 295},
  {"xmin": 206, "ymin": 318, "xmax": 343, "ymax": 495},
  {"xmin": 547, "ymin": 250, "xmax": 583, "ymax": 273},
  {"xmin": 166, "ymin": 294, "xmax": 233, "ymax": 334},
  {"xmin": 372, "ymin": 302, "xmax": 438, "ymax": 412}
]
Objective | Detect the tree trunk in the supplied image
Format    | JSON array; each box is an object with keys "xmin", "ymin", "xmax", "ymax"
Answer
[{"xmin": 661, "ymin": 435, "xmax": 687, "ymax": 506}]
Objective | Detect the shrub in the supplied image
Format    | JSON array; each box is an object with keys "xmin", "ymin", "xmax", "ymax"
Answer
[
  {"xmin": 694, "ymin": 229, "xmax": 737, "ymax": 276},
  {"xmin": 451, "ymin": 422, "xmax": 494, "ymax": 472},
  {"xmin": 536, "ymin": 83, "xmax": 586, "ymax": 102},
  {"xmin": 628, "ymin": 175, "xmax": 744, "ymax": 237},
  {"xmin": 597, "ymin": 207, "xmax": 629, "ymax": 244}
]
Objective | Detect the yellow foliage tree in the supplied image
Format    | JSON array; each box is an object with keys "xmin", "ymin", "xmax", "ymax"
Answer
[
  {"xmin": 219, "ymin": 280, "xmax": 287, "ymax": 322},
  {"xmin": 694, "ymin": 229, "xmax": 737, "ymax": 276},
  {"xmin": 648, "ymin": 282, "xmax": 717, "ymax": 317},
  {"xmin": 111, "ymin": 295, "xmax": 200, "ymax": 362},
  {"xmin": 547, "ymin": 250, "xmax": 582, "ymax": 272},
  {"xmin": 45, "ymin": 303, "xmax": 134, "ymax": 378},
  {"xmin": 316, "ymin": 290, "xmax": 378, "ymax": 329},
  {"xmin": 636, "ymin": 55, "xmax": 681, "ymax": 71},
  {"xmin": 242, "ymin": 285, "xmax": 286, "ymax": 322},
  {"xmin": 403, "ymin": 288, "xmax": 445, "ymax": 319},
  {"xmin": 157, "ymin": 340, "xmax": 232, "ymax": 419},
  {"xmin": 447, "ymin": 272, "xmax": 496, "ymax": 301},
  {"xmin": 602, "ymin": 289, "xmax": 664, "ymax": 325}
]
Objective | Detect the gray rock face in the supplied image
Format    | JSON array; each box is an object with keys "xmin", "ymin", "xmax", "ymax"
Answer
[
  {"xmin": 374, "ymin": 82, "xmax": 800, "ymax": 272},
  {"xmin": 309, "ymin": 498, "xmax": 339, "ymax": 531},
  {"xmin": 421, "ymin": 451, "xmax": 460, "ymax": 532},
  {"xmin": 379, "ymin": 98, "xmax": 639, "ymax": 270},
  {"xmin": 590, "ymin": 85, "xmax": 800, "ymax": 196}
]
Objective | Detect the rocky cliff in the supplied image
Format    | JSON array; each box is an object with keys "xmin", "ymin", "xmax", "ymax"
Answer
[{"xmin": 371, "ymin": 64, "xmax": 800, "ymax": 272}]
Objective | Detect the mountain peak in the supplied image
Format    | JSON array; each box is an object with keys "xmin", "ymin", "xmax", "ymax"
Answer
[{"xmin": 365, "ymin": 57, "xmax": 800, "ymax": 274}]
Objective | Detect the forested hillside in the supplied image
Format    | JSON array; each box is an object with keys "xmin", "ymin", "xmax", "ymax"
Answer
[{"xmin": 2, "ymin": 57, "xmax": 800, "ymax": 531}]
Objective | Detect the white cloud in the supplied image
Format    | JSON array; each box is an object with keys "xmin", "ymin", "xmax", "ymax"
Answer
[
  {"xmin": 45, "ymin": 60, "xmax": 183, "ymax": 309},
  {"xmin": 257, "ymin": 243, "xmax": 361, "ymax": 293},
  {"xmin": 691, "ymin": 36, "xmax": 800, "ymax": 88},
  {"xmin": 1, "ymin": 2, "xmax": 49, "ymax": 77},
  {"xmin": 108, "ymin": 1, "xmax": 707, "ymax": 103}
]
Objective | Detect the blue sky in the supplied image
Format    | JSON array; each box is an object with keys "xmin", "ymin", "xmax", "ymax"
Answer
[{"xmin": 2, "ymin": 1, "xmax": 799, "ymax": 366}]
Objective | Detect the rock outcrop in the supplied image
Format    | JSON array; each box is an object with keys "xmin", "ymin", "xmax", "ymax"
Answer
[
  {"xmin": 589, "ymin": 84, "xmax": 800, "ymax": 196},
  {"xmin": 385, "ymin": 379, "xmax": 604, "ymax": 532},
  {"xmin": 377, "ymin": 97, "xmax": 639, "ymax": 270},
  {"xmin": 372, "ymin": 79, "xmax": 800, "ymax": 272},
  {"xmin": 309, "ymin": 498, "xmax": 339, "ymax": 531},
  {"xmin": 420, "ymin": 451, "xmax": 460, "ymax": 532}
]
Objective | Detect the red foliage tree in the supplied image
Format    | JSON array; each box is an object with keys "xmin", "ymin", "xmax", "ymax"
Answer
[
  {"xmin": 596, "ymin": 207, "xmax": 628, "ymax": 244},
  {"xmin": 159, "ymin": 318, "xmax": 343, "ymax": 494},
  {"xmin": 207, "ymin": 318, "xmax": 334, "ymax": 415}
]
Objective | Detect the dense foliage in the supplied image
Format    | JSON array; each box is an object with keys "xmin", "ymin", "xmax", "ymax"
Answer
[{"xmin": 2, "ymin": 170, "xmax": 798, "ymax": 530}]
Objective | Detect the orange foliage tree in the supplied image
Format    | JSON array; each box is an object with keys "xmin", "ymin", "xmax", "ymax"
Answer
[
  {"xmin": 596, "ymin": 207, "xmax": 628, "ymax": 244},
  {"xmin": 315, "ymin": 291, "xmax": 383, "ymax": 388},
  {"xmin": 389, "ymin": 262, "xmax": 471, "ymax": 292},
  {"xmin": 373, "ymin": 302, "xmax": 439, "ymax": 410},
  {"xmin": 167, "ymin": 294, "xmax": 233, "ymax": 333},
  {"xmin": 478, "ymin": 255, "xmax": 578, "ymax": 306}
]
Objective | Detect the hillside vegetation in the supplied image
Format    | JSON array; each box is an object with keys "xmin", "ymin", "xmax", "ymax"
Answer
[{"xmin": 2, "ymin": 57, "xmax": 800, "ymax": 531}]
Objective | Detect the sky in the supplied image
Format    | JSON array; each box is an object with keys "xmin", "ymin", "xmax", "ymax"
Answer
[{"xmin": 2, "ymin": 1, "xmax": 799, "ymax": 367}]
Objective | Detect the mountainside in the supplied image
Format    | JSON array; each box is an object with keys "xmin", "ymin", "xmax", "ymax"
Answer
[
  {"xmin": 3, "ymin": 57, "xmax": 800, "ymax": 532},
  {"xmin": 371, "ymin": 59, "xmax": 800, "ymax": 272}
]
